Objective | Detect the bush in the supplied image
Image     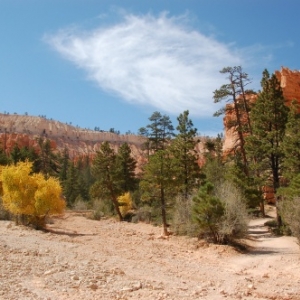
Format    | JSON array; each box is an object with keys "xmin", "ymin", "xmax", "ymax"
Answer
[
  {"xmin": 72, "ymin": 197, "xmax": 89, "ymax": 211},
  {"xmin": 88, "ymin": 198, "xmax": 114, "ymax": 220},
  {"xmin": 118, "ymin": 192, "xmax": 133, "ymax": 218},
  {"xmin": 171, "ymin": 195, "xmax": 201, "ymax": 237},
  {"xmin": 278, "ymin": 197, "xmax": 300, "ymax": 242},
  {"xmin": 215, "ymin": 181, "xmax": 249, "ymax": 242},
  {"xmin": 193, "ymin": 181, "xmax": 249, "ymax": 244},
  {"xmin": 131, "ymin": 206, "xmax": 152, "ymax": 223}
]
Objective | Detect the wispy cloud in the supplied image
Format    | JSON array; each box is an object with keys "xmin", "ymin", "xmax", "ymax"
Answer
[{"xmin": 45, "ymin": 12, "xmax": 245, "ymax": 117}]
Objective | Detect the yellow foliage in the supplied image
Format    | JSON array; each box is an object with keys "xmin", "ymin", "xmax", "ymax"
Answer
[
  {"xmin": 117, "ymin": 192, "xmax": 133, "ymax": 217},
  {"xmin": 34, "ymin": 175, "xmax": 65, "ymax": 216},
  {"xmin": 0, "ymin": 161, "xmax": 65, "ymax": 219}
]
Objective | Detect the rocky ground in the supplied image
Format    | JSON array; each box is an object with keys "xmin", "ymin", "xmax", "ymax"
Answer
[{"xmin": 0, "ymin": 206, "xmax": 300, "ymax": 300}]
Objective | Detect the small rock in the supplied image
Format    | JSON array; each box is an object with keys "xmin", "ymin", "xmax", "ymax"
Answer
[
  {"xmin": 89, "ymin": 283, "xmax": 98, "ymax": 290},
  {"xmin": 44, "ymin": 269, "xmax": 56, "ymax": 275},
  {"xmin": 121, "ymin": 287, "xmax": 133, "ymax": 292},
  {"xmin": 132, "ymin": 281, "xmax": 142, "ymax": 291}
]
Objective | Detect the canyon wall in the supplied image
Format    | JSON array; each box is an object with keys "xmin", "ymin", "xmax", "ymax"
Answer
[
  {"xmin": 0, "ymin": 113, "xmax": 147, "ymax": 165},
  {"xmin": 0, "ymin": 113, "xmax": 208, "ymax": 168}
]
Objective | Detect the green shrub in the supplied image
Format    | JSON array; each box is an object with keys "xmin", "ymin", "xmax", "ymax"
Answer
[
  {"xmin": 193, "ymin": 182, "xmax": 225, "ymax": 243},
  {"xmin": 193, "ymin": 181, "xmax": 249, "ymax": 244},
  {"xmin": 278, "ymin": 197, "xmax": 300, "ymax": 242},
  {"xmin": 88, "ymin": 198, "xmax": 114, "ymax": 220}
]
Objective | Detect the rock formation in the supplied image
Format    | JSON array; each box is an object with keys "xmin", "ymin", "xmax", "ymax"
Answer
[{"xmin": 275, "ymin": 67, "xmax": 300, "ymax": 105}]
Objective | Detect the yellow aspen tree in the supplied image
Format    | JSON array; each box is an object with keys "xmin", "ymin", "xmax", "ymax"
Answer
[
  {"xmin": 117, "ymin": 192, "xmax": 133, "ymax": 217},
  {"xmin": 34, "ymin": 174, "xmax": 65, "ymax": 216},
  {"xmin": 0, "ymin": 161, "xmax": 65, "ymax": 228},
  {"xmin": 1, "ymin": 161, "xmax": 37, "ymax": 215}
]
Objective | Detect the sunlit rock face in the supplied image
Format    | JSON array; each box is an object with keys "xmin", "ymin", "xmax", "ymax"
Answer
[{"xmin": 275, "ymin": 67, "xmax": 300, "ymax": 106}]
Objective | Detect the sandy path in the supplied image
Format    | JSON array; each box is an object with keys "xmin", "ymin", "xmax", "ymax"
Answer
[{"xmin": 1, "ymin": 208, "xmax": 300, "ymax": 300}]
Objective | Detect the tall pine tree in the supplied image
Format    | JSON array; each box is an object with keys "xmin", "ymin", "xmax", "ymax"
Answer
[
  {"xmin": 170, "ymin": 110, "xmax": 200, "ymax": 200},
  {"xmin": 90, "ymin": 142, "xmax": 123, "ymax": 220},
  {"xmin": 214, "ymin": 66, "xmax": 253, "ymax": 176},
  {"xmin": 246, "ymin": 69, "xmax": 289, "ymax": 224},
  {"xmin": 281, "ymin": 100, "xmax": 300, "ymax": 182}
]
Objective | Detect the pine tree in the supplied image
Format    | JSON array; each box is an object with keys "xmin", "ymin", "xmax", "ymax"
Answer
[
  {"xmin": 140, "ymin": 149, "xmax": 178, "ymax": 235},
  {"xmin": 10, "ymin": 144, "xmax": 22, "ymax": 164},
  {"xmin": 246, "ymin": 69, "xmax": 289, "ymax": 224},
  {"xmin": 213, "ymin": 66, "xmax": 253, "ymax": 176},
  {"xmin": 58, "ymin": 147, "xmax": 69, "ymax": 182},
  {"xmin": 0, "ymin": 147, "xmax": 9, "ymax": 166},
  {"xmin": 77, "ymin": 156, "xmax": 94, "ymax": 202},
  {"xmin": 115, "ymin": 143, "xmax": 137, "ymax": 193},
  {"xmin": 192, "ymin": 182, "xmax": 224, "ymax": 243},
  {"xmin": 139, "ymin": 111, "xmax": 174, "ymax": 153},
  {"xmin": 281, "ymin": 100, "xmax": 300, "ymax": 182},
  {"xmin": 63, "ymin": 162, "xmax": 80, "ymax": 206},
  {"xmin": 90, "ymin": 142, "xmax": 123, "ymax": 220},
  {"xmin": 35, "ymin": 138, "xmax": 59, "ymax": 178},
  {"xmin": 170, "ymin": 110, "xmax": 200, "ymax": 200}
]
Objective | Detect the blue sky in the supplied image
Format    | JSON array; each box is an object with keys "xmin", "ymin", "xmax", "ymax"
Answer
[{"xmin": 1, "ymin": 0, "xmax": 299, "ymax": 136}]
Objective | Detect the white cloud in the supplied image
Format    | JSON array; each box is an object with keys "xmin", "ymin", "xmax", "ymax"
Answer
[{"xmin": 45, "ymin": 12, "xmax": 245, "ymax": 117}]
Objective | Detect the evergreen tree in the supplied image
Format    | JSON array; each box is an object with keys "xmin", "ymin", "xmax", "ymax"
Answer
[
  {"xmin": 90, "ymin": 142, "xmax": 123, "ymax": 220},
  {"xmin": 77, "ymin": 156, "xmax": 94, "ymax": 202},
  {"xmin": 281, "ymin": 100, "xmax": 300, "ymax": 182},
  {"xmin": 140, "ymin": 149, "xmax": 178, "ymax": 235},
  {"xmin": 58, "ymin": 147, "xmax": 69, "ymax": 182},
  {"xmin": 246, "ymin": 69, "xmax": 289, "ymax": 224},
  {"xmin": 170, "ymin": 110, "xmax": 200, "ymax": 199},
  {"xmin": 115, "ymin": 143, "xmax": 137, "ymax": 192},
  {"xmin": 139, "ymin": 111, "xmax": 174, "ymax": 152},
  {"xmin": 213, "ymin": 66, "xmax": 253, "ymax": 176},
  {"xmin": 63, "ymin": 162, "xmax": 80, "ymax": 206},
  {"xmin": 35, "ymin": 138, "xmax": 59, "ymax": 178},
  {"xmin": 192, "ymin": 182, "xmax": 224, "ymax": 243},
  {"xmin": 9, "ymin": 144, "xmax": 39, "ymax": 170},
  {"xmin": 0, "ymin": 147, "xmax": 9, "ymax": 166},
  {"xmin": 10, "ymin": 144, "xmax": 22, "ymax": 164}
]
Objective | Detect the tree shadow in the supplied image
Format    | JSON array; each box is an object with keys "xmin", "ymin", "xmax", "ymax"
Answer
[{"xmin": 43, "ymin": 227, "xmax": 95, "ymax": 237}]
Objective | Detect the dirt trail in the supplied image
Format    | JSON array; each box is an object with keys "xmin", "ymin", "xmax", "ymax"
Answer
[{"xmin": 1, "ymin": 207, "xmax": 300, "ymax": 300}]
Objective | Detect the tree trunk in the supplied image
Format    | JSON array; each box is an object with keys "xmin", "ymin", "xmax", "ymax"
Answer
[
  {"xmin": 160, "ymin": 186, "xmax": 169, "ymax": 236},
  {"xmin": 260, "ymin": 198, "xmax": 265, "ymax": 217}
]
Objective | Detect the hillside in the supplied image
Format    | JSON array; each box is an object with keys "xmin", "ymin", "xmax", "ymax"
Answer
[{"xmin": 0, "ymin": 113, "xmax": 208, "ymax": 169}]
